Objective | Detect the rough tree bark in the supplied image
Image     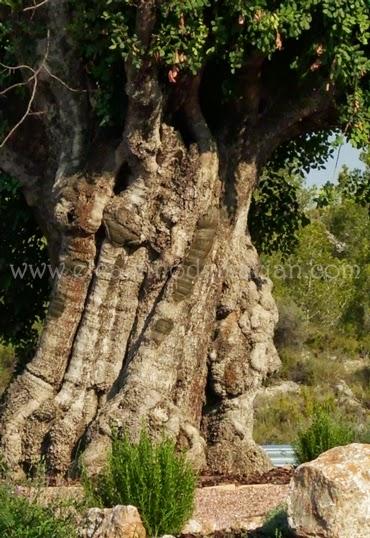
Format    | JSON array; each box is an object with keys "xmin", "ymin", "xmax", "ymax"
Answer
[{"xmin": 0, "ymin": 0, "xmax": 334, "ymax": 479}]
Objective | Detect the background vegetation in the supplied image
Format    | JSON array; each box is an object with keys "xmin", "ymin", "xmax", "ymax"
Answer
[
  {"xmin": 0, "ymin": 173, "xmax": 48, "ymax": 376},
  {"xmin": 253, "ymin": 150, "xmax": 370, "ymax": 444}
]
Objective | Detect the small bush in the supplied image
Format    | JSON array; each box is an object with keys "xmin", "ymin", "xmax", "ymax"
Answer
[
  {"xmin": 259, "ymin": 505, "xmax": 294, "ymax": 537},
  {"xmin": 294, "ymin": 405, "xmax": 356, "ymax": 463},
  {"xmin": 83, "ymin": 430, "xmax": 197, "ymax": 537},
  {"xmin": 0, "ymin": 485, "xmax": 76, "ymax": 538}
]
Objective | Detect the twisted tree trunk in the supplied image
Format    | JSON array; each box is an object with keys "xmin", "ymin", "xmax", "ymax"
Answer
[
  {"xmin": 0, "ymin": 0, "xmax": 332, "ymax": 480},
  {"xmin": 0, "ymin": 109, "xmax": 279, "ymax": 478},
  {"xmin": 0, "ymin": 84, "xmax": 279, "ymax": 478}
]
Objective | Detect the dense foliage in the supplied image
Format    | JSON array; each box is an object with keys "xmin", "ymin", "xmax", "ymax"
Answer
[
  {"xmin": 1, "ymin": 1, "xmax": 369, "ymax": 142},
  {"xmin": 0, "ymin": 174, "xmax": 48, "ymax": 364},
  {"xmin": 83, "ymin": 430, "xmax": 197, "ymax": 537},
  {"xmin": 65, "ymin": 0, "xmax": 370, "ymax": 142},
  {"xmin": 250, "ymin": 166, "xmax": 310, "ymax": 255}
]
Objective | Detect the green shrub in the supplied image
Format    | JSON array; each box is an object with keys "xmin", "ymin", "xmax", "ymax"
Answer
[
  {"xmin": 0, "ymin": 485, "xmax": 76, "ymax": 538},
  {"xmin": 83, "ymin": 430, "xmax": 197, "ymax": 537},
  {"xmin": 280, "ymin": 350, "xmax": 347, "ymax": 387},
  {"xmin": 294, "ymin": 405, "xmax": 356, "ymax": 463},
  {"xmin": 254, "ymin": 386, "xmax": 327, "ymax": 444}
]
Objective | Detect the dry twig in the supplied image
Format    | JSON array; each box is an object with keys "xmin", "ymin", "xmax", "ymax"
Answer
[
  {"xmin": 0, "ymin": 34, "xmax": 49, "ymax": 148},
  {"xmin": 23, "ymin": 0, "xmax": 49, "ymax": 12},
  {"xmin": 0, "ymin": 29, "xmax": 85, "ymax": 148}
]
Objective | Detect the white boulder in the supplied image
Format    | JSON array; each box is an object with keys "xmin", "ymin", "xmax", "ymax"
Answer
[
  {"xmin": 288, "ymin": 443, "xmax": 370, "ymax": 538},
  {"xmin": 79, "ymin": 505, "xmax": 146, "ymax": 538}
]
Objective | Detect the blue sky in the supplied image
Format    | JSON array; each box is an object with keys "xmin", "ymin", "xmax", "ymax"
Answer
[{"xmin": 306, "ymin": 141, "xmax": 366, "ymax": 186}]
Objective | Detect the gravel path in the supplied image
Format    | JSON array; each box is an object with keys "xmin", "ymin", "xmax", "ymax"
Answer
[{"xmin": 183, "ymin": 484, "xmax": 290, "ymax": 534}]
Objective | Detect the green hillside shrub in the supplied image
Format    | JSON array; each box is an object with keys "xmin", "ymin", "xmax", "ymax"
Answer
[{"xmin": 294, "ymin": 405, "xmax": 356, "ymax": 463}]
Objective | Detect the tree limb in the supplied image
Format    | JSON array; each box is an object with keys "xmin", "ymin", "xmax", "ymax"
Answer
[
  {"xmin": 254, "ymin": 87, "xmax": 336, "ymax": 164},
  {"xmin": 182, "ymin": 73, "xmax": 216, "ymax": 153},
  {"xmin": 117, "ymin": 1, "xmax": 163, "ymax": 176},
  {"xmin": 41, "ymin": 0, "xmax": 90, "ymax": 178}
]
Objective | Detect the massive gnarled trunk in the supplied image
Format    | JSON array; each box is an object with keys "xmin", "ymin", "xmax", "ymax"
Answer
[
  {"xmin": 1, "ymin": 127, "xmax": 279, "ymax": 478},
  {"xmin": 0, "ymin": 0, "xmax": 333, "ymax": 479}
]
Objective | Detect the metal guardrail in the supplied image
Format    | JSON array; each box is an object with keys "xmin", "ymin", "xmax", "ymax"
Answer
[{"xmin": 261, "ymin": 444, "xmax": 298, "ymax": 467}]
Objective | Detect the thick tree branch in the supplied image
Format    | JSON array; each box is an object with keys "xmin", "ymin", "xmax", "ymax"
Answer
[
  {"xmin": 135, "ymin": 0, "xmax": 157, "ymax": 48},
  {"xmin": 41, "ymin": 0, "xmax": 89, "ymax": 178},
  {"xmin": 254, "ymin": 87, "xmax": 336, "ymax": 164},
  {"xmin": 237, "ymin": 52, "xmax": 265, "ymax": 123},
  {"xmin": 116, "ymin": 1, "xmax": 163, "ymax": 177},
  {"xmin": 183, "ymin": 74, "xmax": 216, "ymax": 153}
]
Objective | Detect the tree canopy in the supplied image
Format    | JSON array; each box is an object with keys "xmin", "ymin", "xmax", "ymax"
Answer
[
  {"xmin": 72, "ymin": 0, "xmax": 369, "ymax": 145},
  {"xmin": 1, "ymin": 0, "xmax": 369, "ymax": 158}
]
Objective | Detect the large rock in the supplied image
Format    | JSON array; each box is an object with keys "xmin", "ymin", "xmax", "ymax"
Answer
[
  {"xmin": 79, "ymin": 505, "xmax": 146, "ymax": 538},
  {"xmin": 288, "ymin": 443, "xmax": 370, "ymax": 538}
]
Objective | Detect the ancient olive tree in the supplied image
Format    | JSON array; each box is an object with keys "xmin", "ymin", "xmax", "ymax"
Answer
[{"xmin": 0, "ymin": 0, "xmax": 369, "ymax": 478}]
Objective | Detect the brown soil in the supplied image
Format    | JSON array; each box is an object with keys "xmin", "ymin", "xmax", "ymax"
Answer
[{"xmin": 200, "ymin": 466, "xmax": 293, "ymax": 487}]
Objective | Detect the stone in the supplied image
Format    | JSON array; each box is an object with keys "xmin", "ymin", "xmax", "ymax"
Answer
[
  {"xmin": 254, "ymin": 381, "xmax": 300, "ymax": 407},
  {"xmin": 79, "ymin": 505, "xmax": 146, "ymax": 538},
  {"xmin": 207, "ymin": 438, "xmax": 272, "ymax": 476},
  {"xmin": 182, "ymin": 519, "xmax": 203, "ymax": 534},
  {"xmin": 182, "ymin": 518, "xmax": 217, "ymax": 535},
  {"xmin": 334, "ymin": 380, "xmax": 364, "ymax": 411},
  {"xmin": 288, "ymin": 443, "xmax": 370, "ymax": 538}
]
